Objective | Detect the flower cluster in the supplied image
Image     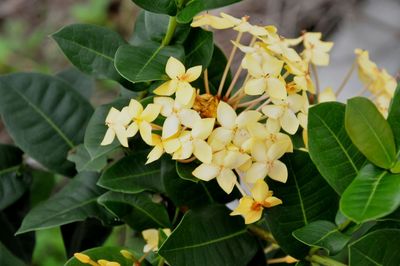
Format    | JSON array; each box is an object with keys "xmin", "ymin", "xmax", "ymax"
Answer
[
  {"xmin": 100, "ymin": 12, "xmax": 397, "ymax": 225},
  {"xmin": 74, "ymin": 253, "xmax": 120, "ymax": 266}
]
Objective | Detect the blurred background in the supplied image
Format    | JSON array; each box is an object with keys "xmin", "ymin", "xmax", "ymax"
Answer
[{"xmin": 0, "ymin": 0, "xmax": 399, "ymax": 265}]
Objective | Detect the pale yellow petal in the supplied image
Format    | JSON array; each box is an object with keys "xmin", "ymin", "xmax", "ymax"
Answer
[
  {"xmin": 244, "ymin": 208, "xmax": 263, "ymax": 224},
  {"xmin": 251, "ymin": 179, "xmax": 270, "ymax": 203},
  {"xmin": 230, "ymin": 196, "xmax": 253, "ymax": 216},
  {"xmin": 217, "ymin": 168, "xmax": 236, "ymax": 194},
  {"xmin": 105, "ymin": 107, "xmax": 120, "ymax": 124},
  {"xmin": 311, "ymin": 50, "xmax": 330, "ymax": 66},
  {"xmin": 173, "ymin": 141, "xmax": 193, "ymax": 160},
  {"xmin": 268, "ymin": 160, "xmax": 288, "ymax": 183},
  {"xmin": 208, "ymin": 127, "xmax": 234, "ymax": 151},
  {"xmin": 101, "ymin": 128, "xmax": 115, "ymax": 146},
  {"xmin": 236, "ymin": 110, "xmax": 262, "ymax": 128},
  {"xmin": 142, "ymin": 229, "xmax": 159, "ymax": 252},
  {"xmin": 262, "ymin": 105, "xmax": 284, "ymax": 119},
  {"xmin": 193, "ymin": 139, "xmax": 212, "ymax": 163},
  {"xmin": 141, "ymin": 104, "xmax": 161, "ymax": 122},
  {"xmin": 266, "ymin": 118, "xmax": 281, "ymax": 133},
  {"xmin": 247, "ymin": 122, "xmax": 268, "ymax": 140},
  {"xmin": 245, "ymin": 162, "xmax": 268, "ymax": 183},
  {"xmin": 318, "ymin": 87, "xmax": 336, "ymax": 103},
  {"xmin": 251, "ymin": 141, "xmax": 268, "ymax": 162},
  {"xmin": 217, "ymin": 101, "xmax": 237, "ymax": 129},
  {"xmin": 114, "ymin": 124, "xmax": 128, "ymax": 147},
  {"xmin": 177, "ymin": 108, "xmax": 201, "ymax": 128},
  {"xmin": 146, "ymin": 145, "xmax": 164, "ymax": 164},
  {"xmin": 281, "ymin": 109, "xmax": 299, "ymax": 135},
  {"xmin": 119, "ymin": 107, "xmax": 134, "ymax": 125},
  {"xmin": 166, "ymin": 56, "xmax": 185, "ymax": 80},
  {"xmin": 264, "ymin": 196, "xmax": 283, "ymax": 208},
  {"xmin": 244, "ymin": 78, "xmax": 267, "ymax": 95},
  {"xmin": 267, "ymin": 77, "xmax": 287, "ymax": 100},
  {"xmin": 153, "ymin": 80, "xmax": 177, "ymax": 96},
  {"xmin": 267, "ymin": 142, "xmax": 288, "ymax": 161},
  {"xmin": 192, "ymin": 163, "xmax": 220, "ymax": 181},
  {"xmin": 163, "ymin": 138, "xmax": 181, "ymax": 154},
  {"xmin": 192, "ymin": 118, "xmax": 215, "ymax": 140},
  {"xmin": 127, "ymin": 99, "xmax": 143, "ymax": 119},
  {"xmin": 126, "ymin": 122, "xmax": 139, "ymax": 137},
  {"xmin": 162, "ymin": 115, "xmax": 181, "ymax": 139},
  {"xmin": 176, "ymin": 83, "xmax": 196, "ymax": 106},
  {"xmin": 185, "ymin": 65, "xmax": 202, "ymax": 82},
  {"xmin": 139, "ymin": 122, "xmax": 153, "ymax": 145},
  {"xmin": 153, "ymin": 97, "xmax": 174, "ymax": 117}
]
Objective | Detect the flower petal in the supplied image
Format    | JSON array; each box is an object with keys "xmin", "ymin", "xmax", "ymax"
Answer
[
  {"xmin": 114, "ymin": 124, "xmax": 128, "ymax": 147},
  {"xmin": 192, "ymin": 118, "xmax": 215, "ymax": 140},
  {"xmin": 127, "ymin": 99, "xmax": 143, "ymax": 119},
  {"xmin": 217, "ymin": 101, "xmax": 237, "ymax": 129},
  {"xmin": 281, "ymin": 109, "xmax": 299, "ymax": 135},
  {"xmin": 245, "ymin": 162, "xmax": 268, "ymax": 183},
  {"xmin": 217, "ymin": 168, "xmax": 236, "ymax": 194},
  {"xmin": 262, "ymin": 105, "xmax": 284, "ymax": 119},
  {"xmin": 101, "ymin": 128, "xmax": 115, "ymax": 146},
  {"xmin": 236, "ymin": 110, "xmax": 262, "ymax": 128},
  {"xmin": 185, "ymin": 65, "xmax": 202, "ymax": 82},
  {"xmin": 162, "ymin": 115, "xmax": 181, "ymax": 139},
  {"xmin": 153, "ymin": 80, "xmax": 177, "ymax": 96},
  {"xmin": 153, "ymin": 97, "xmax": 174, "ymax": 117},
  {"xmin": 193, "ymin": 139, "xmax": 212, "ymax": 163},
  {"xmin": 176, "ymin": 83, "xmax": 196, "ymax": 106},
  {"xmin": 166, "ymin": 56, "xmax": 185, "ymax": 80},
  {"xmin": 268, "ymin": 160, "xmax": 288, "ymax": 183},
  {"xmin": 139, "ymin": 121, "xmax": 153, "ymax": 145},
  {"xmin": 192, "ymin": 163, "xmax": 220, "ymax": 181},
  {"xmin": 141, "ymin": 104, "xmax": 161, "ymax": 122},
  {"xmin": 251, "ymin": 179, "xmax": 270, "ymax": 203},
  {"xmin": 267, "ymin": 77, "xmax": 287, "ymax": 100},
  {"xmin": 146, "ymin": 144, "xmax": 164, "ymax": 164},
  {"xmin": 178, "ymin": 108, "xmax": 201, "ymax": 128},
  {"xmin": 163, "ymin": 137, "xmax": 181, "ymax": 154},
  {"xmin": 126, "ymin": 122, "xmax": 139, "ymax": 137},
  {"xmin": 244, "ymin": 78, "xmax": 267, "ymax": 95}
]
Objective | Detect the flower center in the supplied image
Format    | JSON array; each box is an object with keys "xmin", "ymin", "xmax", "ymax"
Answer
[{"xmin": 193, "ymin": 93, "xmax": 219, "ymax": 118}]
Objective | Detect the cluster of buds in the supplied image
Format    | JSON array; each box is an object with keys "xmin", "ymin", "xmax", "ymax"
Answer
[
  {"xmin": 74, "ymin": 253, "xmax": 120, "ymax": 266},
  {"xmin": 100, "ymin": 12, "xmax": 397, "ymax": 225}
]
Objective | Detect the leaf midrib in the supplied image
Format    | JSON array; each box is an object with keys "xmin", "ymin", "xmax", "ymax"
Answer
[
  {"xmin": 132, "ymin": 45, "xmax": 164, "ymax": 80},
  {"xmin": 101, "ymin": 169, "xmax": 160, "ymax": 184},
  {"xmin": 360, "ymin": 171, "xmax": 387, "ymax": 218},
  {"xmin": 288, "ymin": 159, "xmax": 308, "ymax": 225},
  {"xmin": 352, "ymin": 247, "xmax": 383, "ymax": 266},
  {"xmin": 0, "ymin": 165, "xmax": 20, "ymax": 175}
]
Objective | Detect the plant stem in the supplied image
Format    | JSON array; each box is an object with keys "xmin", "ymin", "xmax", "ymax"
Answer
[
  {"xmin": 311, "ymin": 63, "xmax": 320, "ymax": 95},
  {"xmin": 172, "ymin": 207, "xmax": 180, "ymax": 225},
  {"xmin": 204, "ymin": 69, "xmax": 210, "ymax": 94},
  {"xmin": 235, "ymin": 180, "xmax": 247, "ymax": 197},
  {"xmin": 336, "ymin": 61, "xmax": 356, "ymax": 97},
  {"xmin": 157, "ymin": 258, "xmax": 165, "ymax": 266},
  {"xmin": 308, "ymin": 255, "xmax": 347, "ymax": 266},
  {"xmin": 161, "ymin": 16, "xmax": 178, "ymax": 47},
  {"xmin": 247, "ymin": 224, "xmax": 277, "ymax": 244},
  {"xmin": 338, "ymin": 219, "xmax": 352, "ymax": 231}
]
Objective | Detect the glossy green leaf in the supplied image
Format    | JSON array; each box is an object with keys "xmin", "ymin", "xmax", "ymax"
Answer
[
  {"xmin": 184, "ymin": 27, "xmax": 214, "ymax": 68},
  {"xmin": 176, "ymin": 161, "xmax": 199, "ymax": 183},
  {"xmin": 56, "ymin": 67, "xmax": 95, "ymax": 99},
  {"xmin": 130, "ymin": 0, "xmax": 176, "ymax": 15},
  {"xmin": 17, "ymin": 172, "xmax": 111, "ymax": 234},
  {"xmin": 98, "ymin": 152, "xmax": 169, "ymax": 194},
  {"xmin": 0, "ymin": 242, "xmax": 25, "ymax": 266},
  {"xmin": 159, "ymin": 204, "xmax": 257, "ymax": 266},
  {"xmin": 67, "ymin": 144, "xmax": 107, "ymax": 172},
  {"xmin": 53, "ymin": 24, "xmax": 134, "ymax": 88},
  {"xmin": 308, "ymin": 102, "xmax": 366, "ymax": 194},
  {"xmin": 98, "ymin": 191, "xmax": 170, "ymax": 230},
  {"xmin": 177, "ymin": 0, "xmax": 242, "ymax": 23},
  {"xmin": 64, "ymin": 246, "xmax": 131, "ymax": 266},
  {"xmin": 340, "ymin": 164, "xmax": 400, "ymax": 223},
  {"xmin": 0, "ymin": 73, "xmax": 93, "ymax": 176},
  {"xmin": 388, "ymin": 84, "xmax": 400, "ymax": 150},
  {"xmin": 349, "ymin": 229, "xmax": 400, "ymax": 266},
  {"xmin": 345, "ymin": 97, "xmax": 396, "ymax": 169},
  {"xmin": 131, "ymin": 11, "xmax": 190, "ymax": 46},
  {"xmin": 29, "ymin": 170, "xmax": 55, "ymax": 208},
  {"xmin": 293, "ymin": 220, "xmax": 350, "ymax": 255},
  {"xmin": 84, "ymin": 98, "xmax": 129, "ymax": 162},
  {"xmin": 115, "ymin": 43, "xmax": 184, "ymax": 83},
  {"xmin": 265, "ymin": 150, "xmax": 339, "ymax": 259}
]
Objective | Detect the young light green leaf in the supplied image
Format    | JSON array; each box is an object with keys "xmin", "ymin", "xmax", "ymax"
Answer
[
  {"xmin": 340, "ymin": 164, "xmax": 400, "ymax": 223},
  {"xmin": 265, "ymin": 150, "xmax": 339, "ymax": 259},
  {"xmin": 158, "ymin": 204, "xmax": 257, "ymax": 266},
  {"xmin": 98, "ymin": 191, "xmax": 171, "ymax": 230},
  {"xmin": 345, "ymin": 97, "xmax": 396, "ymax": 169},
  {"xmin": 292, "ymin": 220, "xmax": 350, "ymax": 255},
  {"xmin": 308, "ymin": 102, "xmax": 366, "ymax": 194},
  {"xmin": 17, "ymin": 172, "xmax": 111, "ymax": 234},
  {"xmin": 349, "ymin": 229, "xmax": 400, "ymax": 265},
  {"xmin": 0, "ymin": 73, "xmax": 93, "ymax": 176}
]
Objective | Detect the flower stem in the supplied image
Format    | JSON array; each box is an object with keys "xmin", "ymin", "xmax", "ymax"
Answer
[
  {"xmin": 161, "ymin": 16, "xmax": 178, "ymax": 47},
  {"xmin": 204, "ymin": 69, "xmax": 210, "ymax": 94},
  {"xmin": 235, "ymin": 180, "xmax": 247, "ymax": 197},
  {"xmin": 247, "ymin": 224, "xmax": 276, "ymax": 244},
  {"xmin": 336, "ymin": 60, "xmax": 356, "ymax": 97},
  {"xmin": 307, "ymin": 255, "xmax": 347, "ymax": 266},
  {"xmin": 311, "ymin": 63, "xmax": 320, "ymax": 95}
]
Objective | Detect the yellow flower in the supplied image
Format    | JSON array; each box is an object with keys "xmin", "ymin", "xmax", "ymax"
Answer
[
  {"xmin": 318, "ymin": 87, "xmax": 336, "ymax": 103},
  {"xmin": 154, "ymin": 57, "xmax": 202, "ymax": 106},
  {"xmin": 302, "ymin": 32, "xmax": 333, "ymax": 66},
  {"xmin": 245, "ymin": 140, "xmax": 289, "ymax": 184},
  {"xmin": 142, "ymin": 228, "xmax": 171, "ymax": 253},
  {"xmin": 74, "ymin": 253, "xmax": 121, "ymax": 266},
  {"xmin": 145, "ymin": 134, "xmax": 181, "ymax": 164},
  {"xmin": 191, "ymin": 13, "xmax": 236, "ymax": 29},
  {"xmin": 154, "ymin": 96, "xmax": 201, "ymax": 139},
  {"xmin": 192, "ymin": 149, "xmax": 250, "ymax": 194},
  {"xmin": 220, "ymin": 13, "xmax": 268, "ymax": 36},
  {"xmin": 101, "ymin": 107, "xmax": 132, "ymax": 147},
  {"xmin": 124, "ymin": 99, "xmax": 161, "ymax": 145},
  {"xmin": 230, "ymin": 179, "xmax": 282, "ymax": 224}
]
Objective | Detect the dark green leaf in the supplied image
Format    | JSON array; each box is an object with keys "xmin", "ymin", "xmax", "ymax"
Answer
[
  {"xmin": 177, "ymin": 0, "xmax": 242, "ymax": 24},
  {"xmin": 308, "ymin": 102, "xmax": 366, "ymax": 194},
  {"xmin": 293, "ymin": 220, "xmax": 350, "ymax": 254},
  {"xmin": 176, "ymin": 161, "xmax": 199, "ymax": 183},
  {"xmin": 158, "ymin": 204, "xmax": 257, "ymax": 266},
  {"xmin": 114, "ymin": 43, "xmax": 184, "ymax": 83},
  {"xmin": 340, "ymin": 164, "xmax": 400, "ymax": 223},
  {"xmin": 64, "ymin": 246, "xmax": 131, "ymax": 266},
  {"xmin": 130, "ymin": 0, "xmax": 176, "ymax": 15},
  {"xmin": 52, "ymin": 24, "xmax": 134, "ymax": 88},
  {"xmin": 84, "ymin": 98, "xmax": 129, "ymax": 162},
  {"xmin": 56, "ymin": 67, "xmax": 95, "ymax": 99},
  {"xmin": 345, "ymin": 97, "xmax": 396, "ymax": 169},
  {"xmin": 67, "ymin": 144, "xmax": 108, "ymax": 172},
  {"xmin": 0, "ymin": 73, "xmax": 93, "ymax": 176},
  {"xmin": 61, "ymin": 219, "xmax": 112, "ymax": 258},
  {"xmin": 98, "ymin": 152, "xmax": 168, "ymax": 194},
  {"xmin": 131, "ymin": 11, "xmax": 190, "ymax": 46},
  {"xmin": 388, "ymin": 84, "xmax": 400, "ymax": 150},
  {"xmin": 17, "ymin": 172, "xmax": 111, "ymax": 234},
  {"xmin": 184, "ymin": 28, "xmax": 214, "ymax": 68},
  {"xmin": 98, "ymin": 191, "xmax": 171, "ymax": 230},
  {"xmin": 0, "ymin": 144, "xmax": 22, "ymax": 169},
  {"xmin": 265, "ymin": 150, "xmax": 339, "ymax": 259},
  {"xmin": 349, "ymin": 229, "xmax": 400, "ymax": 266},
  {"xmin": 0, "ymin": 242, "xmax": 25, "ymax": 266}
]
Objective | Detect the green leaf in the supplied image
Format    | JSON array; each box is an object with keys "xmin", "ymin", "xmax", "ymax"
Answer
[
  {"xmin": 64, "ymin": 246, "xmax": 131, "ymax": 266},
  {"xmin": 158, "ymin": 204, "xmax": 257, "ymax": 266},
  {"xmin": 388, "ymin": 84, "xmax": 400, "ymax": 150},
  {"xmin": 67, "ymin": 144, "xmax": 108, "ymax": 172},
  {"xmin": 84, "ymin": 98, "xmax": 129, "ymax": 162},
  {"xmin": 98, "ymin": 191, "xmax": 171, "ymax": 230},
  {"xmin": 17, "ymin": 172, "xmax": 111, "ymax": 234},
  {"xmin": 0, "ymin": 73, "xmax": 93, "ymax": 176},
  {"xmin": 308, "ymin": 102, "xmax": 366, "ymax": 194},
  {"xmin": 52, "ymin": 24, "xmax": 134, "ymax": 88},
  {"xmin": 176, "ymin": 161, "xmax": 199, "ymax": 183},
  {"xmin": 56, "ymin": 67, "xmax": 95, "ymax": 99},
  {"xmin": 345, "ymin": 97, "xmax": 396, "ymax": 169},
  {"xmin": 340, "ymin": 164, "xmax": 400, "ymax": 223},
  {"xmin": 293, "ymin": 220, "xmax": 350, "ymax": 255},
  {"xmin": 130, "ymin": 0, "xmax": 176, "ymax": 15},
  {"xmin": 98, "ymin": 152, "xmax": 169, "ymax": 194},
  {"xmin": 131, "ymin": 11, "xmax": 190, "ymax": 46},
  {"xmin": 349, "ymin": 229, "xmax": 400, "ymax": 266},
  {"xmin": 0, "ymin": 242, "xmax": 25, "ymax": 266},
  {"xmin": 177, "ymin": 0, "xmax": 242, "ymax": 24},
  {"xmin": 265, "ymin": 150, "xmax": 339, "ymax": 259},
  {"xmin": 114, "ymin": 43, "xmax": 184, "ymax": 83},
  {"xmin": 184, "ymin": 28, "xmax": 214, "ymax": 68}
]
